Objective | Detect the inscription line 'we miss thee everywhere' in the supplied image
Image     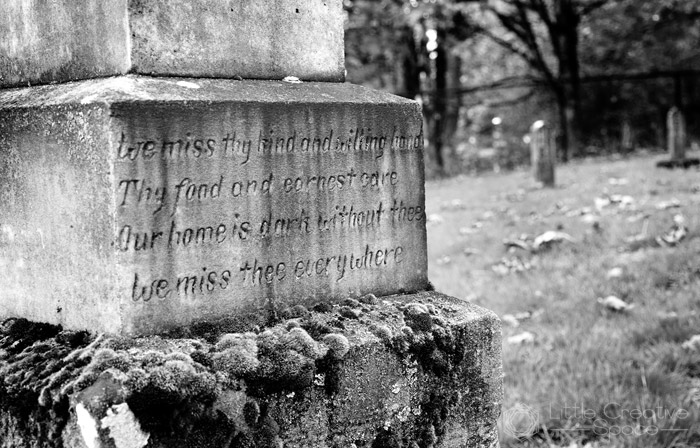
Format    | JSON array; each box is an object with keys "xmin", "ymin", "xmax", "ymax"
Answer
[{"xmin": 114, "ymin": 126, "xmax": 424, "ymax": 303}]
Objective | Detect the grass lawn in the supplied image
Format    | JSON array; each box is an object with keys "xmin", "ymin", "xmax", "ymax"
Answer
[{"xmin": 425, "ymin": 153, "xmax": 700, "ymax": 447}]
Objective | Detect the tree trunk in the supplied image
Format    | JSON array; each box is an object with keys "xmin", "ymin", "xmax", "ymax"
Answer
[
  {"xmin": 430, "ymin": 26, "xmax": 448, "ymax": 171},
  {"xmin": 556, "ymin": 90, "xmax": 569, "ymax": 162},
  {"xmin": 442, "ymin": 50, "xmax": 462, "ymax": 172},
  {"xmin": 397, "ymin": 25, "xmax": 421, "ymax": 100},
  {"xmin": 555, "ymin": 0, "xmax": 581, "ymax": 159}
]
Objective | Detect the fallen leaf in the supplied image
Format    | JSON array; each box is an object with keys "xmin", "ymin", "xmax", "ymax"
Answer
[
  {"xmin": 532, "ymin": 231, "xmax": 574, "ymax": 251},
  {"xmin": 493, "ymin": 257, "xmax": 532, "ymax": 275},
  {"xmin": 435, "ymin": 256, "xmax": 451, "ymax": 265},
  {"xmin": 582, "ymin": 213, "xmax": 600, "ymax": 227},
  {"xmin": 626, "ymin": 213, "xmax": 648, "ymax": 223},
  {"xmin": 682, "ymin": 335, "xmax": 700, "ymax": 352},
  {"xmin": 506, "ymin": 331, "xmax": 535, "ymax": 345},
  {"xmin": 625, "ymin": 216, "xmax": 650, "ymax": 243},
  {"xmin": 427, "ymin": 214, "xmax": 443, "ymax": 225},
  {"xmin": 611, "ymin": 194, "xmax": 635, "ymax": 208},
  {"xmin": 597, "ymin": 295, "xmax": 634, "ymax": 312},
  {"xmin": 656, "ymin": 214, "xmax": 688, "ymax": 247},
  {"xmin": 608, "ymin": 177, "xmax": 629, "ymax": 185},
  {"xmin": 566, "ymin": 206, "xmax": 593, "ymax": 217},
  {"xmin": 655, "ymin": 198, "xmax": 681, "ymax": 210},
  {"xmin": 503, "ymin": 238, "xmax": 530, "ymax": 251},
  {"xmin": 607, "ymin": 267, "xmax": 623, "ymax": 279},
  {"xmin": 501, "ymin": 314, "xmax": 520, "ymax": 327},
  {"xmin": 513, "ymin": 309, "xmax": 544, "ymax": 321},
  {"xmin": 595, "ymin": 194, "xmax": 635, "ymax": 211},
  {"xmin": 594, "ymin": 197, "xmax": 611, "ymax": 210},
  {"xmin": 441, "ymin": 199, "xmax": 467, "ymax": 210},
  {"xmin": 459, "ymin": 227, "xmax": 477, "ymax": 235}
]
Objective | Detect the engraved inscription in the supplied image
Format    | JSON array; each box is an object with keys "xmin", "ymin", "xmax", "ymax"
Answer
[{"xmin": 114, "ymin": 121, "xmax": 425, "ymax": 307}]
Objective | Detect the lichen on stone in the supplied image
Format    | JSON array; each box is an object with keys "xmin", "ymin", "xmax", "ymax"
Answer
[{"xmin": 0, "ymin": 292, "xmax": 502, "ymax": 448}]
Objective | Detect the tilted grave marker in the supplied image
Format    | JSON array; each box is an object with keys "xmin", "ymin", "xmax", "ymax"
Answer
[
  {"xmin": 667, "ymin": 106, "xmax": 686, "ymax": 161},
  {"xmin": 530, "ymin": 120, "xmax": 556, "ymax": 186},
  {"xmin": 657, "ymin": 106, "xmax": 699, "ymax": 169}
]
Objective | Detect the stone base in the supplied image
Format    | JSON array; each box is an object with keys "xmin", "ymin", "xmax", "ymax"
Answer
[
  {"xmin": 656, "ymin": 158, "xmax": 700, "ymax": 169},
  {"xmin": 0, "ymin": 292, "xmax": 502, "ymax": 448}
]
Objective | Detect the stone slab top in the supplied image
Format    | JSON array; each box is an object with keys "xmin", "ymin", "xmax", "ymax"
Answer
[{"xmin": 0, "ymin": 76, "xmax": 415, "ymax": 108}]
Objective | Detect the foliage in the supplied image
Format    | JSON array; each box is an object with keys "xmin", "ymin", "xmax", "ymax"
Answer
[{"xmin": 344, "ymin": 0, "xmax": 700, "ymax": 170}]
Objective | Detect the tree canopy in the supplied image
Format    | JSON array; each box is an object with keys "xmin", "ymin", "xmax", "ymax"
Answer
[{"xmin": 345, "ymin": 0, "xmax": 700, "ymax": 170}]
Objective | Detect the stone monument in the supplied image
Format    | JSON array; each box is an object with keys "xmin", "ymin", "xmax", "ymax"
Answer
[
  {"xmin": 529, "ymin": 120, "xmax": 555, "ymax": 187},
  {"xmin": 668, "ymin": 106, "xmax": 687, "ymax": 161},
  {"xmin": 0, "ymin": 2, "xmax": 502, "ymax": 447},
  {"xmin": 657, "ymin": 106, "xmax": 699, "ymax": 169},
  {"xmin": 620, "ymin": 118, "xmax": 634, "ymax": 154}
]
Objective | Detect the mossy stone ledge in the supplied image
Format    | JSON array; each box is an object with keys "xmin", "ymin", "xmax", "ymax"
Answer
[{"xmin": 0, "ymin": 292, "xmax": 502, "ymax": 448}]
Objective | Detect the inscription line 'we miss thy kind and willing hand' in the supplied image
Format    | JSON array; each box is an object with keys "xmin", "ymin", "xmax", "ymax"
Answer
[{"xmin": 116, "ymin": 127, "xmax": 422, "ymax": 164}]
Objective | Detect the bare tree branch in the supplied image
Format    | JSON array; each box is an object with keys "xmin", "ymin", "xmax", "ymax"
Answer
[{"xmin": 576, "ymin": 0, "xmax": 611, "ymax": 17}]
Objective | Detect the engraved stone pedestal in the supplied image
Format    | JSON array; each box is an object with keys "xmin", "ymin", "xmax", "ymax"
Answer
[{"xmin": 0, "ymin": 76, "xmax": 427, "ymax": 336}]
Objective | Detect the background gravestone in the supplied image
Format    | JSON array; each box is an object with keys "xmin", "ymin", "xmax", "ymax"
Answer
[
  {"xmin": 667, "ymin": 106, "xmax": 686, "ymax": 161},
  {"xmin": 530, "ymin": 120, "xmax": 556, "ymax": 186},
  {"xmin": 621, "ymin": 118, "xmax": 634, "ymax": 154},
  {"xmin": 656, "ymin": 106, "xmax": 699, "ymax": 169}
]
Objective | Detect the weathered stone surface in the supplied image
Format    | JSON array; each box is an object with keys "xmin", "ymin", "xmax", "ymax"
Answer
[
  {"xmin": 129, "ymin": 0, "xmax": 344, "ymax": 82},
  {"xmin": 0, "ymin": 292, "xmax": 503, "ymax": 448},
  {"xmin": 0, "ymin": 0, "xmax": 130, "ymax": 87},
  {"xmin": 0, "ymin": 76, "xmax": 427, "ymax": 335},
  {"xmin": 0, "ymin": 0, "xmax": 344, "ymax": 88}
]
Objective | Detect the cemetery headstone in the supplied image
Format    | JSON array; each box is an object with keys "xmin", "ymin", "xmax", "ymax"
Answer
[
  {"xmin": 667, "ymin": 106, "xmax": 686, "ymax": 161},
  {"xmin": 530, "ymin": 120, "xmax": 556, "ymax": 186},
  {"xmin": 621, "ymin": 118, "xmax": 634, "ymax": 154},
  {"xmin": 656, "ymin": 106, "xmax": 699, "ymax": 169},
  {"xmin": 0, "ymin": 2, "xmax": 503, "ymax": 447}
]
